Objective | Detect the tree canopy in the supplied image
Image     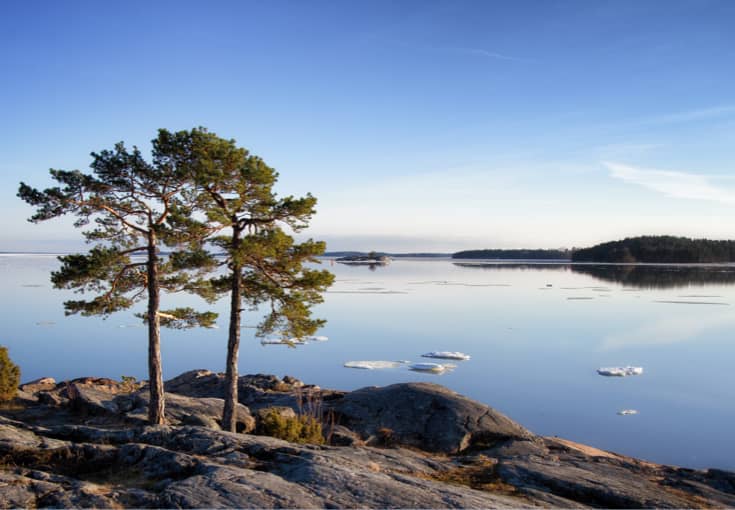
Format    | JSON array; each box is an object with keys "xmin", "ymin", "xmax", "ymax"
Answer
[
  {"xmin": 181, "ymin": 128, "xmax": 334, "ymax": 432},
  {"xmin": 18, "ymin": 127, "xmax": 334, "ymax": 428},
  {"xmin": 571, "ymin": 236, "xmax": 735, "ymax": 263},
  {"xmin": 18, "ymin": 131, "xmax": 220, "ymax": 424}
]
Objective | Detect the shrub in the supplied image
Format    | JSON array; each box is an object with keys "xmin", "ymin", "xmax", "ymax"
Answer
[
  {"xmin": 120, "ymin": 375, "xmax": 140, "ymax": 393},
  {"xmin": 260, "ymin": 409, "xmax": 324, "ymax": 445},
  {"xmin": 0, "ymin": 346, "xmax": 20, "ymax": 403}
]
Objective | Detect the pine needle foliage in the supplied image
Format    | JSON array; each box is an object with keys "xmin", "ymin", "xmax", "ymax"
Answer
[
  {"xmin": 0, "ymin": 347, "xmax": 20, "ymax": 403},
  {"xmin": 17, "ymin": 130, "xmax": 220, "ymax": 424},
  {"xmin": 180, "ymin": 128, "xmax": 334, "ymax": 432}
]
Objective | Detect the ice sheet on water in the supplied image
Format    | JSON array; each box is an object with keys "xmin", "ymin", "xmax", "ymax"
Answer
[
  {"xmin": 409, "ymin": 362, "xmax": 457, "ymax": 374},
  {"xmin": 421, "ymin": 351, "xmax": 471, "ymax": 361},
  {"xmin": 261, "ymin": 338, "xmax": 306, "ymax": 346},
  {"xmin": 260, "ymin": 335, "xmax": 328, "ymax": 346},
  {"xmin": 308, "ymin": 335, "xmax": 328, "ymax": 342},
  {"xmin": 654, "ymin": 300, "xmax": 729, "ymax": 306},
  {"xmin": 343, "ymin": 360, "xmax": 407, "ymax": 370},
  {"xmin": 618, "ymin": 409, "xmax": 639, "ymax": 416},
  {"xmin": 327, "ymin": 290, "xmax": 409, "ymax": 294},
  {"xmin": 597, "ymin": 366, "xmax": 643, "ymax": 377}
]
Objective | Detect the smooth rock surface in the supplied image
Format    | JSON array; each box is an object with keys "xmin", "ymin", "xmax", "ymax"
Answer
[{"xmin": 335, "ymin": 382, "xmax": 535, "ymax": 453}]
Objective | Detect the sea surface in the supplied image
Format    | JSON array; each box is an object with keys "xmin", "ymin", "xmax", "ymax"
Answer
[{"xmin": 2, "ymin": 254, "xmax": 734, "ymax": 470}]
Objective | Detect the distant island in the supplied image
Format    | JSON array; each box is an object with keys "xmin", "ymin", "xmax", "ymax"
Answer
[
  {"xmin": 324, "ymin": 236, "xmax": 735, "ymax": 264},
  {"xmin": 335, "ymin": 252, "xmax": 391, "ymax": 266},
  {"xmin": 452, "ymin": 248, "xmax": 571, "ymax": 260},
  {"xmin": 571, "ymin": 235, "xmax": 735, "ymax": 263}
]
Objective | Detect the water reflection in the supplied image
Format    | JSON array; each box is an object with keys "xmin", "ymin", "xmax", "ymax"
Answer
[
  {"xmin": 602, "ymin": 312, "xmax": 735, "ymax": 350},
  {"xmin": 453, "ymin": 262, "xmax": 735, "ymax": 289}
]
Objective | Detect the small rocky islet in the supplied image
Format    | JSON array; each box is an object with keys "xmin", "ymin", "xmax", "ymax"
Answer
[{"xmin": 1, "ymin": 370, "xmax": 733, "ymax": 509}]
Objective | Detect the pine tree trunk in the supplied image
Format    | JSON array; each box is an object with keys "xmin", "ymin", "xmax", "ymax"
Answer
[
  {"xmin": 222, "ymin": 229, "xmax": 242, "ymax": 432},
  {"xmin": 147, "ymin": 232, "xmax": 166, "ymax": 425}
]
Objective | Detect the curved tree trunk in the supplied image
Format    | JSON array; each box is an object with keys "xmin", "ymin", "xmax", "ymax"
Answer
[
  {"xmin": 147, "ymin": 233, "xmax": 166, "ymax": 425},
  {"xmin": 222, "ymin": 229, "xmax": 242, "ymax": 432}
]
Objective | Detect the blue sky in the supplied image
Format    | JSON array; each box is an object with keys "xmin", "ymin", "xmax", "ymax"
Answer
[{"xmin": 2, "ymin": 0, "xmax": 734, "ymax": 252}]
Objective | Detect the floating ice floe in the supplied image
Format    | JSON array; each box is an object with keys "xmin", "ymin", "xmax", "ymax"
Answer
[
  {"xmin": 260, "ymin": 335, "xmax": 328, "ymax": 346},
  {"xmin": 307, "ymin": 335, "xmax": 329, "ymax": 342},
  {"xmin": 617, "ymin": 409, "xmax": 639, "ymax": 416},
  {"xmin": 597, "ymin": 366, "xmax": 644, "ymax": 377},
  {"xmin": 343, "ymin": 360, "xmax": 407, "ymax": 370},
  {"xmin": 421, "ymin": 351, "xmax": 471, "ymax": 361},
  {"xmin": 261, "ymin": 338, "xmax": 306, "ymax": 346},
  {"xmin": 409, "ymin": 362, "xmax": 456, "ymax": 374}
]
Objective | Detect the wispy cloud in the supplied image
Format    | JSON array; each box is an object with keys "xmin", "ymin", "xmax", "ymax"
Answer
[
  {"xmin": 452, "ymin": 47, "xmax": 527, "ymax": 62},
  {"xmin": 640, "ymin": 105, "xmax": 735, "ymax": 126},
  {"xmin": 604, "ymin": 161, "xmax": 735, "ymax": 204},
  {"xmin": 594, "ymin": 142, "xmax": 666, "ymax": 158},
  {"xmin": 597, "ymin": 105, "xmax": 735, "ymax": 133}
]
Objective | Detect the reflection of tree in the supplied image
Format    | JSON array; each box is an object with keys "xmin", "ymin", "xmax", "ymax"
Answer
[
  {"xmin": 570, "ymin": 265, "xmax": 735, "ymax": 289},
  {"xmin": 453, "ymin": 263, "xmax": 570, "ymax": 272},
  {"xmin": 453, "ymin": 262, "xmax": 735, "ymax": 289}
]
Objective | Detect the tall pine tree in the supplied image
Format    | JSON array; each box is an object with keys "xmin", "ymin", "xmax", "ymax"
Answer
[
  {"xmin": 18, "ymin": 130, "xmax": 217, "ymax": 424},
  {"xmin": 185, "ymin": 128, "xmax": 334, "ymax": 432}
]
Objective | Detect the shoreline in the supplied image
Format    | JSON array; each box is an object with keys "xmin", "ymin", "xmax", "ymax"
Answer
[{"xmin": 1, "ymin": 370, "xmax": 733, "ymax": 508}]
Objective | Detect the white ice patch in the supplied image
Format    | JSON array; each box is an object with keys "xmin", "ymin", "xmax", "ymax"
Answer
[
  {"xmin": 261, "ymin": 338, "xmax": 306, "ymax": 346},
  {"xmin": 409, "ymin": 362, "xmax": 456, "ymax": 373},
  {"xmin": 260, "ymin": 335, "xmax": 328, "ymax": 346},
  {"xmin": 421, "ymin": 351, "xmax": 471, "ymax": 361},
  {"xmin": 343, "ymin": 360, "xmax": 407, "ymax": 370},
  {"xmin": 597, "ymin": 366, "xmax": 643, "ymax": 377}
]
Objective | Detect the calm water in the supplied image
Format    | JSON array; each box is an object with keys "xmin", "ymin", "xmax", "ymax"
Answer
[{"xmin": 2, "ymin": 254, "xmax": 734, "ymax": 470}]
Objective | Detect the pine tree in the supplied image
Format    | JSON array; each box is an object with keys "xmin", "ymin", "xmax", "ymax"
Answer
[
  {"xmin": 184, "ymin": 128, "xmax": 334, "ymax": 432},
  {"xmin": 18, "ymin": 131, "xmax": 217, "ymax": 424}
]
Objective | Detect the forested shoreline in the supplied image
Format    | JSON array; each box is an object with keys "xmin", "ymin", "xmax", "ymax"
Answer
[
  {"xmin": 571, "ymin": 236, "xmax": 735, "ymax": 263},
  {"xmin": 452, "ymin": 248, "xmax": 571, "ymax": 260}
]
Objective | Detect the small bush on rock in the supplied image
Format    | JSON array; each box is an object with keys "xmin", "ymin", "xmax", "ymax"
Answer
[
  {"xmin": 260, "ymin": 409, "xmax": 324, "ymax": 444},
  {"xmin": 120, "ymin": 375, "xmax": 141, "ymax": 393},
  {"xmin": 0, "ymin": 346, "xmax": 20, "ymax": 403}
]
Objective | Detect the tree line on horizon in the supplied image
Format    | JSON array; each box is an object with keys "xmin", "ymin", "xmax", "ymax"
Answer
[
  {"xmin": 452, "ymin": 248, "xmax": 572, "ymax": 260},
  {"xmin": 571, "ymin": 235, "xmax": 735, "ymax": 263},
  {"xmin": 17, "ymin": 128, "xmax": 335, "ymax": 429}
]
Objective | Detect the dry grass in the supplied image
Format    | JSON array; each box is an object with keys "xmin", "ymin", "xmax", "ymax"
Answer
[
  {"xmin": 271, "ymin": 381, "xmax": 293, "ymax": 393},
  {"xmin": 420, "ymin": 455, "xmax": 520, "ymax": 496}
]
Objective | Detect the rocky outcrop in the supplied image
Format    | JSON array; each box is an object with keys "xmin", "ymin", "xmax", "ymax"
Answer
[
  {"xmin": 14, "ymin": 373, "xmax": 255, "ymax": 432},
  {"xmin": 334, "ymin": 382, "xmax": 535, "ymax": 453},
  {"xmin": 0, "ymin": 417, "xmax": 526, "ymax": 508},
  {"xmin": 0, "ymin": 372, "xmax": 732, "ymax": 509},
  {"xmin": 163, "ymin": 369, "xmax": 330, "ymax": 414}
]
